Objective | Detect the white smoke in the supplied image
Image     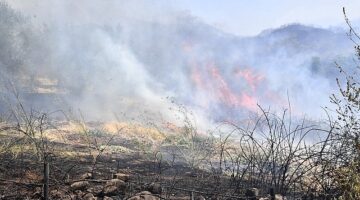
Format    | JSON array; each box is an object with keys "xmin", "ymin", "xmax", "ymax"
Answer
[{"xmin": 0, "ymin": 0, "xmax": 356, "ymax": 129}]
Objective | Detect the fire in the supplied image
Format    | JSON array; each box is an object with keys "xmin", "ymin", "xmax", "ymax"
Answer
[
  {"xmin": 190, "ymin": 65, "xmax": 206, "ymax": 90},
  {"xmin": 235, "ymin": 68, "xmax": 264, "ymax": 91},
  {"xmin": 190, "ymin": 62, "xmax": 260, "ymax": 111},
  {"xmin": 239, "ymin": 93, "xmax": 258, "ymax": 110},
  {"xmin": 209, "ymin": 64, "xmax": 242, "ymax": 107}
]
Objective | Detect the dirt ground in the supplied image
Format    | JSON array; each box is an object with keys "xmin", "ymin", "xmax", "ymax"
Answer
[{"xmin": 0, "ymin": 121, "xmax": 255, "ymax": 200}]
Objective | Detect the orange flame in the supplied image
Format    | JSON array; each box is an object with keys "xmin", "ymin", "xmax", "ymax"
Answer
[
  {"xmin": 209, "ymin": 64, "xmax": 242, "ymax": 107},
  {"xmin": 234, "ymin": 68, "xmax": 264, "ymax": 91},
  {"xmin": 190, "ymin": 62, "xmax": 259, "ymax": 111}
]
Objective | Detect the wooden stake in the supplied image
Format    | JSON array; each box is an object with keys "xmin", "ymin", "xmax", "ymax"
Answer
[{"xmin": 43, "ymin": 162, "xmax": 49, "ymax": 200}]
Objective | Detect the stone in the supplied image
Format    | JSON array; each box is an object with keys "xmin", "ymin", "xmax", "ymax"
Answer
[
  {"xmin": 166, "ymin": 195, "xmax": 191, "ymax": 200},
  {"xmin": 274, "ymin": 194, "xmax": 285, "ymax": 200},
  {"xmin": 195, "ymin": 195, "xmax": 206, "ymax": 200},
  {"xmin": 113, "ymin": 173, "xmax": 130, "ymax": 182},
  {"xmin": 109, "ymin": 196, "xmax": 123, "ymax": 200},
  {"xmin": 103, "ymin": 197, "xmax": 113, "ymax": 200},
  {"xmin": 128, "ymin": 191, "xmax": 160, "ymax": 200},
  {"xmin": 105, "ymin": 179, "xmax": 126, "ymax": 188},
  {"xmin": 137, "ymin": 191, "xmax": 152, "ymax": 195},
  {"xmin": 83, "ymin": 193, "xmax": 96, "ymax": 200},
  {"xmin": 103, "ymin": 179, "xmax": 126, "ymax": 196},
  {"xmin": 50, "ymin": 190, "xmax": 65, "ymax": 199},
  {"xmin": 75, "ymin": 190, "xmax": 85, "ymax": 199},
  {"xmin": 80, "ymin": 172, "xmax": 93, "ymax": 179},
  {"xmin": 32, "ymin": 187, "xmax": 42, "ymax": 199},
  {"xmin": 184, "ymin": 171, "xmax": 197, "ymax": 177},
  {"xmin": 259, "ymin": 197, "xmax": 270, "ymax": 200},
  {"xmin": 70, "ymin": 181, "xmax": 90, "ymax": 191},
  {"xmin": 245, "ymin": 188, "xmax": 259, "ymax": 199},
  {"xmin": 103, "ymin": 185, "xmax": 119, "ymax": 196},
  {"xmin": 87, "ymin": 185, "xmax": 103, "ymax": 196},
  {"xmin": 147, "ymin": 183, "xmax": 162, "ymax": 194}
]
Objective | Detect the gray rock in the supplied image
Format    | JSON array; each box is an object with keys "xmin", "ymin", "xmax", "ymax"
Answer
[
  {"xmin": 245, "ymin": 188, "xmax": 259, "ymax": 199},
  {"xmin": 274, "ymin": 194, "xmax": 285, "ymax": 200},
  {"xmin": 195, "ymin": 195, "xmax": 206, "ymax": 200},
  {"xmin": 87, "ymin": 185, "xmax": 103, "ymax": 196},
  {"xmin": 80, "ymin": 172, "xmax": 93, "ymax": 180},
  {"xmin": 103, "ymin": 185, "xmax": 119, "ymax": 196},
  {"xmin": 128, "ymin": 191, "xmax": 159, "ymax": 200},
  {"xmin": 70, "ymin": 181, "xmax": 90, "ymax": 191},
  {"xmin": 75, "ymin": 190, "xmax": 85, "ymax": 199},
  {"xmin": 32, "ymin": 187, "xmax": 42, "ymax": 199},
  {"xmin": 259, "ymin": 197, "xmax": 270, "ymax": 200},
  {"xmin": 184, "ymin": 171, "xmax": 197, "ymax": 177},
  {"xmin": 106, "ymin": 179, "xmax": 126, "ymax": 188},
  {"xmin": 147, "ymin": 183, "xmax": 162, "ymax": 194},
  {"xmin": 137, "ymin": 191, "xmax": 152, "ymax": 195},
  {"xmin": 50, "ymin": 190, "xmax": 65, "ymax": 199},
  {"xmin": 103, "ymin": 179, "xmax": 126, "ymax": 196},
  {"xmin": 83, "ymin": 193, "xmax": 96, "ymax": 200},
  {"xmin": 113, "ymin": 173, "xmax": 130, "ymax": 182}
]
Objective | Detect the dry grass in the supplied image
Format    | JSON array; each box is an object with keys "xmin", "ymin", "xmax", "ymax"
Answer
[{"xmin": 103, "ymin": 121, "xmax": 166, "ymax": 141}]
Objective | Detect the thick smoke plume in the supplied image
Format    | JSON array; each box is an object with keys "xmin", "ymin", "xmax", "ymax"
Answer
[{"xmin": 0, "ymin": 0, "xmax": 355, "ymax": 128}]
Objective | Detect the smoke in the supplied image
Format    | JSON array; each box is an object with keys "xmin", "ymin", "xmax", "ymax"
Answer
[{"xmin": 0, "ymin": 1, "xmax": 355, "ymax": 129}]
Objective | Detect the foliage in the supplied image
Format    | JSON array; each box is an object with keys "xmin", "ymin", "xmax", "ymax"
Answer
[{"xmin": 322, "ymin": 7, "xmax": 360, "ymax": 199}]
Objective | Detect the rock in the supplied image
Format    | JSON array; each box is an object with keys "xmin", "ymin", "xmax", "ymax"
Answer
[
  {"xmin": 184, "ymin": 171, "xmax": 197, "ymax": 177},
  {"xmin": 168, "ymin": 195, "xmax": 205, "ymax": 200},
  {"xmin": 109, "ymin": 196, "xmax": 123, "ymax": 200},
  {"xmin": 128, "ymin": 191, "xmax": 160, "ymax": 200},
  {"xmin": 274, "ymin": 194, "xmax": 285, "ymax": 200},
  {"xmin": 146, "ymin": 183, "xmax": 162, "ymax": 194},
  {"xmin": 103, "ymin": 185, "xmax": 119, "ymax": 196},
  {"xmin": 137, "ymin": 191, "xmax": 152, "ymax": 195},
  {"xmin": 103, "ymin": 197, "xmax": 113, "ymax": 200},
  {"xmin": 70, "ymin": 181, "xmax": 90, "ymax": 191},
  {"xmin": 195, "ymin": 195, "xmax": 206, "ymax": 200},
  {"xmin": 103, "ymin": 179, "xmax": 126, "ymax": 196},
  {"xmin": 83, "ymin": 193, "xmax": 97, "ymax": 200},
  {"xmin": 105, "ymin": 179, "xmax": 126, "ymax": 188},
  {"xmin": 167, "ymin": 197, "xmax": 188, "ymax": 200},
  {"xmin": 32, "ymin": 187, "xmax": 42, "ymax": 199},
  {"xmin": 245, "ymin": 188, "xmax": 259, "ymax": 199},
  {"xmin": 80, "ymin": 172, "xmax": 93, "ymax": 179},
  {"xmin": 50, "ymin": 190, "xmax": 65, "ymax": 199},
  {"xmin": 87, "ymin": 185, "xmax": 103, "ymax": 196},
  {"xmin": 259, "ymin": 197, "xmax": 270, "ymax": 200},
  {"xmin": 133, "ymin": 195, "xmax": 158, "ymax": 200},
  {"xmin": 75, "ymin": 190, "xmax": 85, "ymax": 199},
  {"xmin": 113, "ymin": 173, "xmax": 130, "ymax": 182}
]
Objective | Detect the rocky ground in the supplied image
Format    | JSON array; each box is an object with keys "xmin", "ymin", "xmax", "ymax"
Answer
[
  {"xmin": 0, "ymin": 152, "xmax": 286, "ymax": 199},
  {"xmin": 0, "ymin": 121, "xmax": 286, "ymax": 200}
]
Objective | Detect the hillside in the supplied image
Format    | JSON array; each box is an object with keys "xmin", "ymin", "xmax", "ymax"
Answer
[{"xmin": 0, "ymin": 1, "xmax": 355, "ymax": 123}]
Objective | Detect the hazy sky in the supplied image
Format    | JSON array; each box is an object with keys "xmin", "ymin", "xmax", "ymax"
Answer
[
  {"xmin": 7, "ymin": 0, "xmax": 360, "ymax": 36},
  {"xmin": 170, "ymin": 0, "xmax": 360, "ymax": 36}
]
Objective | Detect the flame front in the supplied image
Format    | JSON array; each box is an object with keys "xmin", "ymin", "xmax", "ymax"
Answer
[{"xmin": 190, "ymin": 62, "xmax": 266, "ymax": 112}]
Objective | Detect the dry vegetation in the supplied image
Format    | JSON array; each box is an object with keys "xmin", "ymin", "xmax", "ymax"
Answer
[{"xmin": 0, "ymin": 92, "xmax": 358, "ymax": 200}]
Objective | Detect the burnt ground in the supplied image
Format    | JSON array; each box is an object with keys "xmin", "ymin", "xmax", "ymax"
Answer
[{"xmin": 0, "ymin": 128, "xmax": 254, "ymax": 200}]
